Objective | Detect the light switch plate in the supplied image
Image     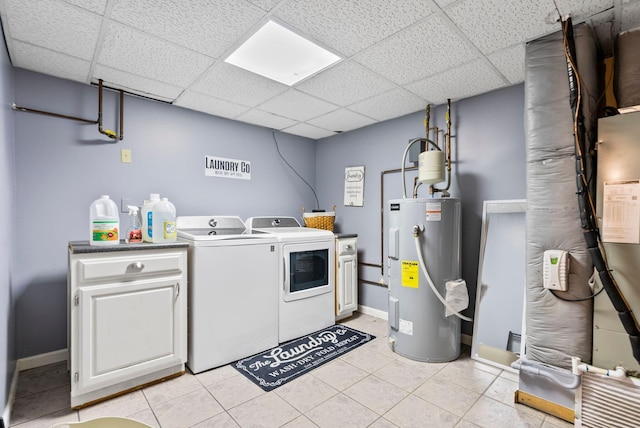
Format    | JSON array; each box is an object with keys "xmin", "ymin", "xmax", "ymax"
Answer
[{"xmin": 121, "ymin": 148, "xmax": 132, "ymax": 163}]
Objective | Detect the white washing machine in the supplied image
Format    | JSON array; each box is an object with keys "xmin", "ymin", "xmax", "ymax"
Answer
[
  {"xmin": 246, "ymin": 216, "xmax": 335, "ymax": 343},
  {"xmin": 177, "ymin": 216, "xmax": 279, "ymax": 373}
]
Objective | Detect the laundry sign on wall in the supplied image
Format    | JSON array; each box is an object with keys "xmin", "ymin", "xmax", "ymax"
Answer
[{"xmin": 205, "ymin": 155, "xmax": 251, "ymax": 180}]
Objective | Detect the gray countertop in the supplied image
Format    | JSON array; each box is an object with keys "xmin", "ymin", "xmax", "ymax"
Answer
[
  {"xmin": 69, "ymin": 240, "xmax": 188, "ymax": 254},
  {"xmin": 335, "ymin": 233, "xmax": 358, "ymax": 239}
]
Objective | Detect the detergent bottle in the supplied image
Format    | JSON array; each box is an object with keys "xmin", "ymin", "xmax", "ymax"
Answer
[
  {"xmin": 127, "ymin": 205, "xmax": 142, "ymax": 243},
  {"xmin": 141, "ymin": 193, "xmax": 160, "ymax": 242},
  {"xmin": 151, "ymin": 198, "xmax": 177, "ymax": 243},
  {"xmin": 89, "ymin": 195, "xmax": 120, "ymax": 246}
]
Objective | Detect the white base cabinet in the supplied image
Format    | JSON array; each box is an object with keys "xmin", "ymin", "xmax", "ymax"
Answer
[
  {"xmin": 68, "ymin": 242, "xmax": 188, "ymax": 408},
  {"xmin": 335, "ymin": 236, "xmax": 358, "ymax": 320}
]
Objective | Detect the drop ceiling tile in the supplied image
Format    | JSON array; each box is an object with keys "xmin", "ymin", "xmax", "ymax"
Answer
[
  {"xmin": 281, "ymin": 123, "xmax": 337, "ymax": 140},
  {"xmin": 554, "ymin": 0, "xmax": 616, "ymax": 22},
  {"xmin": 433, "ymin": 0, "xmax": 458, "ymax": 7},
  {"xmin": 190, "ymin": 61, "xmax": 288, "ymax": 107},
  {"xmin": 348, "ymin": 88, "xmax": 428, "ymax": 121},
  {"xmin": 274, "ymin": 0, "xmax": 435, "ymax": 56},
  {"xmin": 258, "ymin": 90, "xmax": 338, "ymax": 122},
  {"xmin": 174, "ymin": 91, "xmax": 250, "ymax": 120},
  {"xmin": 450, "ymin": 0, "xmax": 614, "ymax": 53},
  {"xmin": 487, "ymin": 44, "xmax": 526, "ymax": 84},
  {"xmin": 247, "ymin": 0, "xmax": 281, "ymax": 11},
  {"xmin": 93, "ymin": 65, "xmax": 184, "ymax": 102},
  {"xmin": 296, "ymin": 60, "xmax": 396, "ymax": 106},
  {"xmin": 11, "ymin": 41, "xmax": 90, "ymax": 83},
  {"xmin": 97, "ymin": 22, "xmax": 214, "ymax": 87},
  {"xmin": 64, "ymin": 0, "xmax": 108, "ymax": 15},
  {"xmin": 235, "ymin": 109, "xmax": 298, "ymax": 130},
  {"xmin": 109, "ymin": 0, "xmax": 266, "ymax": 58},
  {"xmin": 406, "ymin": 59, "xmax": 507, "ymax": 105},
  {"xmin": 622, "ymin": 0, "xmax": 640, "ymax": 30},
  {"xmin": 353, "ymin": 14, "xmax": 479, "ymax": 85},
  {"xmin": 445, "ymin": 0, "xmax": 561, "ymax": 55},
  {"xmin": 307, "ymin": 109, "xmax": 376, "ymax": 133},
  {"xmin": 3, "ymin": 0, "xmax": 102, "ymax": 60}
]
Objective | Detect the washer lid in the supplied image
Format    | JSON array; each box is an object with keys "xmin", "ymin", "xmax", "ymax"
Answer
[
  {"xmin": 245, "ymin": 216, "xmax": 301, "ymax": 229},
  {"xmin": 176, "ymin": 215, "xmax": 246, "ymax": 230},
  {"xmin": 177, "ymin": 228, "xmax": 269, "ymax": 240}
]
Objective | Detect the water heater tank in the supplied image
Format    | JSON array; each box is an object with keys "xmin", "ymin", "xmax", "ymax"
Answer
[{"xmin": 387, "ymin": 197, "xmax": 462, "ymax": 362}]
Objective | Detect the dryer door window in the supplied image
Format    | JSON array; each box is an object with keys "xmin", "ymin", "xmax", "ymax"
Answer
[{"xmin": 283, "ymin": 241, "xmax": 334, "ymax": 302}]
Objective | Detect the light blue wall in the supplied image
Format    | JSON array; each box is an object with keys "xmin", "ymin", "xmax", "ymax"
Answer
[
  {"xmin": 0, "ymin": 32, "xmax": 16, "ymax": 425},
  {"xmin": 316, "ymin": 84, "xmax": 526, "ymax": 335},
  {"xmin": 12, "ymin": 70, "xmax": 318, "ymax": 358},
  {"xmin": 11, "ymin": 68, "xmax": 525, "ymax": 358}
]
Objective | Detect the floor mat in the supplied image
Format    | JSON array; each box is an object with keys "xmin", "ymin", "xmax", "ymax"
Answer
[{"xmin": 233, "ymin": 324, "xmax": 375, "ymax": 391}]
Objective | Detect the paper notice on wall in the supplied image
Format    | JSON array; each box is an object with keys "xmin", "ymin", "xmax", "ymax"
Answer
[
  {"xmin": 602, "ymin": 180, "xmax": 640, "ymax": 244},
  {"xmin": 344, "ymin": 166, "xmax": 365, "ymax": 206}
]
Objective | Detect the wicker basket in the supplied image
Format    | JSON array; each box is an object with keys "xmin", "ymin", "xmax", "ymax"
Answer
[{"xmin": 302, "ymin": 205, "xmax": 336, "ymax": 231}]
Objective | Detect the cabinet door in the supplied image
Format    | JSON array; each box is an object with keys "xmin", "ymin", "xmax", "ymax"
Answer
[
  {"xmin": 76, "ymin": 278, "xmax": 183, "ymax": 392},
  {"xmin": 338, "ymin": 253, "xmax": 358, "ymax": 315}
]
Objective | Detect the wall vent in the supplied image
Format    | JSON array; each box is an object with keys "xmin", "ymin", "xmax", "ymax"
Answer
[{"xmin": 576, "ymin": 373, "xmax": 640, "ymax": 427}]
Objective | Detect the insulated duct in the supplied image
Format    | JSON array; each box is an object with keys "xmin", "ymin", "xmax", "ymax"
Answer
[
  {"xmin": 524, "ymin": 24, "xmax": 601, "ymax": 368},
  {"xmin": 614, "ymin": 27, "xmax": 640, "ymax": 109}
]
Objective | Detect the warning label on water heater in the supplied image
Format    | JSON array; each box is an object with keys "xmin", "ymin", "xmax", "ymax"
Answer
[
  {"xmin": 401, "ymin": 260, "xmax": 419, "ymax": 288},
  {"xmin": 425, "ymin": 202, "xmax": 442, "ymax": 221}
]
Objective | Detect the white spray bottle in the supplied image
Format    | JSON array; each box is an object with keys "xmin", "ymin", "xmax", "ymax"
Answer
[{"xmin": 127, "ymin": 205, "xmax": 142, "ymax": 244}]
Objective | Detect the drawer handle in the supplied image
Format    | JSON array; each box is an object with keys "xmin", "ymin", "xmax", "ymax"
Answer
[{"xmin": 128, "ymin": 262, "xmax": 145, "ymax": 271}]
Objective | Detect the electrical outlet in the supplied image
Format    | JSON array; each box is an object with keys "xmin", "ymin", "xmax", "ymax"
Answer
[
  {"xmin": 121, "ymin": 198, "xmax": 133, "ymax": 213},
  {"xmin": 121, "ymin": 148, "xmax": 132, "ymax": 163}
]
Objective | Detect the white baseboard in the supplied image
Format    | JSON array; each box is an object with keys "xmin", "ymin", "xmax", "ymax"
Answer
[
  {"xmin": 17, "ymin": 349, "xmax": 67, "ymax": 372},
  {"xmin": 357, "ymin": 305, "xmax": 473, "ymax": 346},
  {"xmin": 2, "ymin": 363, "xmax": 19, "ymax": 428},
  {"xmin": 357, "ymin": 305, "xmax": 388, "ymax": 320}
]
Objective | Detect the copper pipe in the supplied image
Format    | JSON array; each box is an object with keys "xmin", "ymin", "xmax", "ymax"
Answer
[
  {"xmin": 432, "ymin": 99, "xmax": 453, "ymax": 196},
  {"xmin": 97, "ymin": 79, "xmax": 124, "ymax": 140},
  {"xmin": 359, "ymin": 262, "xmax": 382, "ymax": 268},
  {"xmin": 360, "ymin": 278, "xmax": 388, "ymax": 288},
  {"xmin": 12, "ymin": 103, "xmax": 98, "ymax": 124},
  {"xmin": 13, "ymin": 80, "xmax": 124, "ymax": 141},
  {"xmin": 377, "ymin": 165, "xmax": 418, "ymax": 276},
  {"xmin": 425, "ymin": 104, "xmax": 430, "ymax": 140},
  {"xmin": 118, "ymin": 89, "xmax": 124, "ymax": 140}
]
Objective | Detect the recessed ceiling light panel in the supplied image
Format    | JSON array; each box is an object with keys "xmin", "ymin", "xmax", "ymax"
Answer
[{"xmin": 225, "ymin": 20, "xmax": 341, "ymax": 86}]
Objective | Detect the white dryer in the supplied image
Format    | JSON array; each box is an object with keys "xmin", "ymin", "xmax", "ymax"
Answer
[
  {"xmin": 246, "ymin": 216, "xmax": 335, "ymax": 343},
  {"xmin": 177, "ymin": 216, "xmax": 279, "ymax": 373}
]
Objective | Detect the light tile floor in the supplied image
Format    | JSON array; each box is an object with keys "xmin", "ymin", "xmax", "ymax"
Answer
[{"xmin": 9, "ymin": 313, "xmax": 574, "ymax": 428}]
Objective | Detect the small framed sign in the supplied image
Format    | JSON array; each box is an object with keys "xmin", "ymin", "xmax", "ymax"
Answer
[{"xmin": 344, "ymin": 166, "xmax": 365, "ymax": 207}]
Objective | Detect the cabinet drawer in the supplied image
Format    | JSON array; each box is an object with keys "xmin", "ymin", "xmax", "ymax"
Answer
[
  {"xmin": 78, "ymin": 252, "xmax": 183, "ymax": 282},
  {"xmin": 338, "ymin": 240, "xmax": 357, "ymax": 255}
]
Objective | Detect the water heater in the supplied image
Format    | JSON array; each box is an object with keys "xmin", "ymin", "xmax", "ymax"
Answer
[{"xmin": 387, "ymin": 197, "xmax": 462, "ymax": 362}]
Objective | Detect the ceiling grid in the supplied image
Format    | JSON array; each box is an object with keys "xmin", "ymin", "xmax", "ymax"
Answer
[{"xmin": 1, "ymin": 0, "xmax": 638, "ymax": 138}]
